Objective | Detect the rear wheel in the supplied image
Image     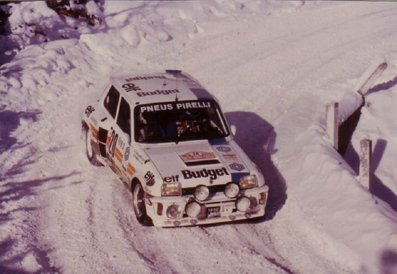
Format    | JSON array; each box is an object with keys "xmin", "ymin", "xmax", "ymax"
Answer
[
  {"xmin": 84, "ymin": 125, "xmax": 102, "ymax": 166},
  {"xmin": 132, "ymin": 181, "xmax": 152, "ymax": 226}
]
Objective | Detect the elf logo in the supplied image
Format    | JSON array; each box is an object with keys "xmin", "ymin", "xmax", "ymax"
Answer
[{"xmin": 181, "ymin": 167, "xmax": 229, "ymax": 180}]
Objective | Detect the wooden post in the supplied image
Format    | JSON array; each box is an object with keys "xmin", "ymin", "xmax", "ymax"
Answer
[
  {"xmin": 359, "ymin": 139, "xmax": 372, "ymax": 189},
  {"xmin": 326, "ymin": 102, "xmax": 339, "ymax": 150}
]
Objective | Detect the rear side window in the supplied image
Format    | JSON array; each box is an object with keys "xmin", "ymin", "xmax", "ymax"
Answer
[
  {"xmin": 104, "ymin": 86, "xmax": 120, "ymax": 118},
  {"xmin": 117, "ymin": 97, "xmax": 131, "ymax": 136}
]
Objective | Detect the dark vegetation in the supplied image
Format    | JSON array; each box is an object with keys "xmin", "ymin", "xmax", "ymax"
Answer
[
  {"xmin": 46, "ymin": 0, "xmax": 103, "ymax": 26},
  {"xmin": 0, "ymin": 0, "xmax": 104, "ymax": 63},
  {"xmin": 0, "ymin": 0, "xmax": 103, "ymax": 37},
  {"xmin": 0, "ymin": 3, "xmax": 11, "ymax": 35}
]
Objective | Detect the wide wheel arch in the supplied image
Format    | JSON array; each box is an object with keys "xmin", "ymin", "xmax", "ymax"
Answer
[
  {"xmin": 82, "ymin": 122, "xmax": 103, "ymax": 166},
  {"xmin": 131, "ymin": 179, "xmax": 153, "ymax": 226}
]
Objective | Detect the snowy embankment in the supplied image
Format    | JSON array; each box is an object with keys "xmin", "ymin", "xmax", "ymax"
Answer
[{"xmin": 1, "ymin": 1, "xmax": 397, "ymax": 273}]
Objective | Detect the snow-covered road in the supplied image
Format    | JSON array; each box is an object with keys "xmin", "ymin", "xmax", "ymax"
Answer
[{"xmin": 1, "ymin": 1, "xmax": 397, "ymax": 273}]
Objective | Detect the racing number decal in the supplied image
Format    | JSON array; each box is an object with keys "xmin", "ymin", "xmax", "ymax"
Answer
[
  {"xmin": 98, "ymin": 127, "xmax": 108, "ymax": 157},
  {"xmin": 107, "ymin": 129, "xmax": 127, "ymax": 166},
  {"xmin": 108, "ymin": 130, "xmax": 119, "ymax": 158}
]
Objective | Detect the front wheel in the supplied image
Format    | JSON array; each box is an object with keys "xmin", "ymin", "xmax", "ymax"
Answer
[
  {"xmin": 84, "ymin": 126, "xmax": 102, "ymax": 166},
  {"xmin": 132, "ymin": 181, "xmax": 153, "ymax": 226}
]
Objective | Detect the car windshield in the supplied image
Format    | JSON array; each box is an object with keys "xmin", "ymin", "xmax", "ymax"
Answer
[{"xmin": 134, "ymin": 100, "xmax": 229, "ymax": 143}]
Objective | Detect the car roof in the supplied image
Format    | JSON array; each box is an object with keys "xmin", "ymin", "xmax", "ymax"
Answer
[{"xmin": 110, "ymin": 70, "xmax": 215, "ymax": 106}]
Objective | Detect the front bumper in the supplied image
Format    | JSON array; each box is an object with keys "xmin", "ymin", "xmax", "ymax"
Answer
[{"xmin": 145, "ymin": 185, "xmax": 269, "ymax": 227}]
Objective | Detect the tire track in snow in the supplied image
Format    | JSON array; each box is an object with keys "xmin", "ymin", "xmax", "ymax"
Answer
[
  {"xmin": 113, "ymin": 203, "xmax": 163, "ymax": 273},
  {"xmin": 113, "ymin": 184, "xmax": 178, "ymax": 274},
  {"xmin": 115, "ymin": 214, "xmax": 164, "ymax": 274},
  {"xmin": 113, "ymin": 185, "xmax": 279, "ymax": 274},
  {"xmin": 200, "ymin": 225, "xmax": 293, "ymax": 274},
  {"xmin": 230, "ymin": 225, "xmax": 294, "ymax": 274},
  {"xmin": 82, "ymin": 169, "xmax": 158, "ymax": 273}
]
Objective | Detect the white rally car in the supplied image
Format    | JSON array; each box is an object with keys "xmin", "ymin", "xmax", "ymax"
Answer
[{"xmin": 82, "ymin": 70, "xmax": 269, "ymax": 227}]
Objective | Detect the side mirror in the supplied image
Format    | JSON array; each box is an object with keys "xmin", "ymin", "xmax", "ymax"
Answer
[{"xmin": 230, "ymin": 125, "xmax": 237, "ymax": 136}]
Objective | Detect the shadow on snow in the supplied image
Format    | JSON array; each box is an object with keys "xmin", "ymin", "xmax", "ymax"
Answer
[
  {"xmin": 344, "ymin": 134, "xmax": 397, "ymax": 212},
  {"xmin": 0, "ymin": 167, "xmax": 81, "ymax": 273},
  {"xmin": 342, "ymin": 74, "xmax": 397, "ymax": 213},
  {"xmin": 0, "ymin": 237, "xmax": 62, "ymax": 274},
  {"xmin": 0, "ymin": 166, "xmax": 81, "ymax": 273},
  {"xmin": 381, "ymin": 248, "xmax": 397, "ymax": 274},
  {"xmin": 0, "ymin": 108, "xmax": 82, "ymax": 273},
  {"xmin": 368, "ymin": 139, "xmax": 397, "ymax": 212},
  {"xmin": 0, "ymin": 109, "xmax": 41, "ymax": 155},
  {"xmin": 177, "ymin": 111, "xmax": 287, "ymax": 229},
  {"xmin": 225, "ymin": 111, "xmax": 287, "ymax": 221}
]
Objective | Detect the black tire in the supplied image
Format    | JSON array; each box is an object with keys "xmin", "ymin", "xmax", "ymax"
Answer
[
  {"xmin": 84, "ymin": 125, "xmax": 102, "ymax": 166},
  {"xmin": 132, "ymin": 181, "xmax": 153, "ymax": 226}
]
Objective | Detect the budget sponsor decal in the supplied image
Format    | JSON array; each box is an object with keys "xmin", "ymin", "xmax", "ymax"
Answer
[
  {"xmin": 136, "ymin": 89, "xmax": 180, "ymax": 97},
  {"xmin": 181, "ymin": 167, "xmax": 229, "ymax": 180}
]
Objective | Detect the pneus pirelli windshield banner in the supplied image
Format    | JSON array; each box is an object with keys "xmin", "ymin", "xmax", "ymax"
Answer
[{"xmin": 134, "ymin": 100, "xmax": 229, "ymax": 143}]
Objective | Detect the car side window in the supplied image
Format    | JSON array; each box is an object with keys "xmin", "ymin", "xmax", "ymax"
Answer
[
  {"xmin": 104, "ymin": 86, "xmax": 120, "ymax": 118},
  {"xmin": 117, "ymin": 97, "xmax": 131, "ymax": 136}
]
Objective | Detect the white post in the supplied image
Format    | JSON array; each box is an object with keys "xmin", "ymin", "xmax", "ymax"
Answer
[
  {"xmin": 326, "ymin": 102, "xmax": 339, "ymax": 150},
  {"xmin": 359, "ymin": 139, "xmax": 372, "ymax": 189}
]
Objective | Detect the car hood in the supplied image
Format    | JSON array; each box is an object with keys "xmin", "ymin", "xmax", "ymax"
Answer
[{"xmin": 144, "ymin": 142, "xmax": 250, "ymax": 188}]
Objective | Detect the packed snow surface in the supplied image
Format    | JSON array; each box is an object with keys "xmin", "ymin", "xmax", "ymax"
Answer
[{"xmin": 1, "ymin": 1, "xmax": 397, "ymax": 273}]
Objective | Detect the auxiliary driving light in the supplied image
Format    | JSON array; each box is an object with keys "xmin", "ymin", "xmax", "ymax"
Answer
[
  {"xmin": 239, "ymin": 175, "xmax": 258, "ymax": 189},
  {"xmin": 186, "ymin": 201, "xmax": 202, "ymax": 218},
  {"xmin": 236, "ymin": 196, "xmax": 251, "ymax": 212},
  {"xmin": 161, "ymin": 182, "xmax": 182, "ymax": 196},
  {"xmin": 194, "ymin": 185, "xmax": 210, "ymax": 201},
  {"xmin": 224, "ymin": 182, "xmax": 240, "ymax": 198}
]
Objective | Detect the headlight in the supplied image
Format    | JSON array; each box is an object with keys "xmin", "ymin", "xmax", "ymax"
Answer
[
  {"xmin": 166, "ymin": 204, "xmax": 181, "ymax": 219},
  {"xmin": 224, "ymin": 183, "xmax": 239, "ymax": 198},
  {"xmin": 161, "ymin": 182, "xmax": 182, "ymax": 196},
  {"xmin": 194, "ymin": 185, "xmax": 210, "ymax": 201},
  {"xmin": 239, "ymin": 175, "xmax": 258, "ymax": 189}
]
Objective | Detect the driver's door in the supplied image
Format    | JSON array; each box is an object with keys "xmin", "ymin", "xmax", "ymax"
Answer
[
  {"xmin": 96, "ymin": 85, "xmax": 120, "ymax": 160},
  {"xmin": 107, "ymin": 96, "xmax": 133, "ymax": 181}
]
